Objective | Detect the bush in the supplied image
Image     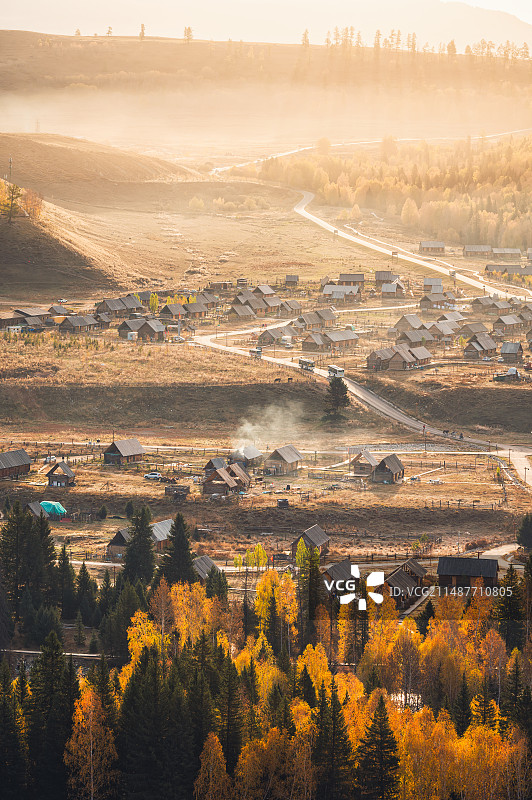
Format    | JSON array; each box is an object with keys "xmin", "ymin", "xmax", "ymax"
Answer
[
  {"xmin": 517, "ymin": 512, "xmax": 532, "ymax": 549},
  {"xmin": 97, "ymin": 504, "xmax": 108, "ymax": 520}
]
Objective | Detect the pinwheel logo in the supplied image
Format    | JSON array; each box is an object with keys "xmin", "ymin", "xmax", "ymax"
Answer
[{"xmin": 324, "ymin": 564, "xmax": 385, "ymax": 609}]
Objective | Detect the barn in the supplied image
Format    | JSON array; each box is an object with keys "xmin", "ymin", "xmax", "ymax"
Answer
[
  {"xmin": 103, "ymin": 438, "xmax": 145, "ymax": 464},
  {"xmin": 0, "ymin": 449, "xmax": 31, "ymax": 479}
]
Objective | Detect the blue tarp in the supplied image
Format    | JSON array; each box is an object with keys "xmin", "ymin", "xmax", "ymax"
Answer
[{"xmin": 40, "ymin": 501, "xmax": 67, "ymax": 516}]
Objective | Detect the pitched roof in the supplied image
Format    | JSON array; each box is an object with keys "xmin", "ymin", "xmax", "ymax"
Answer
[
  {"xmin": 376, "ymin": 454, "xmax": 405, "ymax": 473},
  {"xmin": 204, "ymin": 457, "xmax": 227, "ymax": 471},
  {"xmin": 117, "ymin": 518, "xmax": 173, "ymax": 545},
  {"xmin": 106, "ymin": 438, "xmax": 145, "ymax": 457},
  {"xmin": 300, "ymin": 524, "xmax": 330, "ymax": 549},
  {"xmin": 119, "ymin": 318, "xmax": 145, "ymax": 332},
  {"xmin": 254, "ymin": 284, "xmax": 275, "ymax": 295},
  {"xmin": 264, "ymin": 296, "xmax": 282, "ymax": 308},
  {"xmin": 409, "ymin": 346, "xmax": 433, "ymax": 360},
  {"xmin": 375, "ymin": 270, "xmax": 398, "ymax": 280},
  {"xmin": 500, "ymin": 342, "xmax": 522, "ymax": 354},
  {"xmin": 230, "ymin": 304, "xmax": 256, "ymax": 318},
  {"xmin": 193, "ymin": 555, "xmax": 219, "ymax": 581},
  {"xmin": 98, "ymin": 298, "xmax": 126, "ymax": 311},
  {"xmin": 227, "ymin": 462, "xmax": 251, "ymax": 484},
  {"xmin": 26, "ymin": 501, "xmax": 49, "ymax": 518},
  {"xmin": 397, "ymin": 314, "xmax": 423, "ymax": 329},
  {"xmin": 323, "ymin": 557, "xmax": 353, "ymax": 584},
  {"xmin": 420, "ymin": 240, "xmax": 445, "ymax": 247},
  {"xmin": 120, "ymin": 295, "xmax": 143, "ymax": 309},
  {"xmin": 437, "ymin": 556, "xmax": 497, "ymax": 579},
  {"xmin": 316, "ymin": 308, "xmax": 337, "ymax": 321},
  {"xmin": 385, "ymin": 567, "xmax": 418, "ymax": 594},
  {"xmin": 15, "ymin": 307, "xmax": 50, "ymax": 317},
  {"xmin": 47, "ymin": 461, "xmax": 75, "ymax": 478},
  {"xmin": 468, "ymin": 333, "xmax": 497, "ymax": 350},
  {"xmin": 338, "ymin": 273, "xmax": 365, "ymax": 282},
  {"xmin": 183, "ymin": 302, "xmax": 207, "ymax": 313},
  {"xmin": 203, "ymin": 467, "xmax": 238, "ymax": 488},
  {"xmin": 325, "ymin": 330, "xmax": 359, "ymax": 343},
  {"xmin": 140, "ymin": 320, "xmax": 166, "ymax": 334},
  {"xmin": 160, "ymin": 303, "xmax": 186, "ymax": 315},
  {"xmin": 402, "ymin": 558, "xmax": 427, "ymax": 578},
  {"xmin": 230, "ymin": 445, "xmax": 263, "ymax": 462},
  {"xmin": 0, "ymin": 449, "xmax": 31, "ymax": 470},
  {"xmin": 351, "ymin": 449, "xmax": 379, "ymax": 467},
  {"xmin": 267, "ymin": 444, "xmax": 303, "ymax": 464},
  {"xmin": 459, "ymin": 322, "xmax": 487, "ymax": 334}
]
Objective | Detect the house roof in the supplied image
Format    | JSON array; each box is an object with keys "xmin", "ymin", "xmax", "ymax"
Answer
[
  {"xmin": 202, "ymin": 467, "xmax": 238, "ymax": 488},
  {"xmin": 140, "ymin": 320, "xmax": 166, "ymax": 334},
  {"xmin": 264, "ymin": 296, "xmax": 282, "ymax": 307},
  {"xmin": 227, "ymin": 462, "xmax": 251, "ymax": 484},
  {"xmin": 409, "ymin": 346, "xmax": 433, "ymax": 360},
  {"xmin": 116, "ymin": 518, "xmax": 173, "ymax": 545},
  {"xmin": 98, "ymin": 298, "xmax": 126, "ymax": 311},
  {"xmin": 338, "ymin": 273, "xmax": 365, "ymax": 282},
  {"xmin": 385, "ymin": 567, "xmax": 418, "ymax": 594},
  {"xmin": 26, "ymin": 501, "xmax": 49, "ymax": 518},
  {"xmin": 316, "ymin": 308, "xmax": 337, "ymax": 321},
  {"xmin": 368, "ymin": 347, "xmax": 395, "ymax": 361},
  {"xmin": 120, "ymin": 296, "xmax": 143, "ymax": 309},
  {"xmin": 15, "ymin": 307, "xmax": 50, "ymax": 317},
  {"xmin": 105, "ymin": 438, "xmax": 145, "ymax": 457},
  {"xmin": 300, "ymin": 524, "xmax": 330, "ymax": 549},
  {"xmin": 440, "ymin": 311, "xmax": 464, "ymax": 322},
  {"xmin": 397, "ymin": 314, "xmax": 423, "ymax": 329},
  {"xmin": 281, "ymin": 299, "xmax": 302, "ymax": 311},
  {"xmin": 230, "ymin": 444, "xmax": 263, "ymax": 462},
  {"xmin": 420, "ymin": 241, "xmax": 445, "ymax": 247},
  {"xmin": 267, "ymin": 444, "xmax": 303, "ymax": 464},
  {"xmin": 494, "ymin": 315, "xmax": 521, "ymax": 325},
  {"xmin": 119, "ymin": 318, "xmax": 145, "ymax": 332},
  {"xmin": 468, "ymin": 333, "xmax": 497, "ymax": 350},
  {"xmin": 501, "ymin": 342, "xmax": 522, "ymax": 354},
  {"xmin": 22, "ymin": 316, "xmax": 44, "ymax": 327},
  {"xmin": 47, "ymin": 461, "xmax": 75, "ymax": 478},
  {"xmin": 421, "ymin": 293, "xmax": 449, "ymax": 303},
  {"xmin": 376, "ymin": 454, "xmax": 405, "ymax": 473},
  {"xmin": 437, "ymin": 556, "xmax": 497, "ymax": 579},
  {"xmin": 492, "ymin": 248, "xmax": 521, "ymax": 255},
  {"xmin": 460, "ymin": 322, "xmax": 487, "ymax": 334},
  {"xmin": 325, "ymin": 330, "xmax": 359, "ymax": 343},
  {"xmin": 230, "ymin": 304, "xmax": 256, "ymax": 318},
  {"xmin": 244, "ymin": 297, "xmax": 268, "ymax": 311},
  {"xmin": 464, "ymin": 244, "xmax": 492, "ymax": 252},
  {"xmin": 402, "ymin": 558, "xmax": 427, "ymax": 578},
  {"xmin": 286, "ymin": 274, "xmax": 299, "ymax": 282},
  {"xmin": 183, "ymin": 302, "xmax": 207, "ymax": 313},
  {"xmin": 49, "ymin": 304, "xmax": 70, "ymax": 314},
  {"xmin": 399, "ymin": 330, "xmax": 434, "ymax": 344},
  {"xmin": 351, "ymin": 449, "xmax": 379, "ymax": 467},
  {"xmin": 322, "ymin": 285, "xmax": 359, "ymax": 298},
  {"xmin": 160, "ymin": 303, "xmax": 186, "ymax": 315},
  {"xmin": 205, "ymin": 457, "xmax": 227, "ymax": 471},
  {"xmin": 375, "ymin": 271, "xmax": 398, "ymax": 280},
  {"xmin": 193, "ymin": 555, "xmax": 219, "ymax": 581},
  {"xmin": 0, "ymin": 449, "xmax": 31, "ymax": 470},
  {"xmin": 254, "ymin": 284, "xmax": 275, "ymax": 295},
  {"xmin": 323, "ymin": 557, "xmax": 353, "ymax": 584}
]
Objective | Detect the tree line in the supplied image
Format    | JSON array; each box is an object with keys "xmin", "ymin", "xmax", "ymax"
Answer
[
  {"xmin": 1, "ymin": 503, "xmax": 532, "ymax": 797},
  {"xmin": 258, "ymin": 135, "xmax": 532, "ymax": 250}
]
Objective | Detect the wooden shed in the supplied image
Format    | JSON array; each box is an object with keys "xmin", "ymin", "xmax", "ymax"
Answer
[
  {"xmin": 264, "ymin": 445, "xmax": 303, "ymax": 476},
  {"xmin": 47, "ymin": 462, "xmax": 75, "ymax": 487},
  {"xmin": 0, "ymin": 449, "xmax": 31, "ymax": 479},
  {"xmin": 103, "ymin": 438, "xmax": 145, "ymax": 464},
  {"xmin": 291, "ymin": 524, "xmax": 330, "ymax": 559},
  {"xmin": 437, "ymin": 556, "xmax": 498, "ymax": 588},
  {"xmin": 371, "ymin": 454, "xmax": 405, "ymax": 483}
]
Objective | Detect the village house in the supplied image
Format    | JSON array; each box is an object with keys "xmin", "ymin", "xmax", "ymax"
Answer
[
  {"xmin": 226, "ymin": 462, "xmax": 252, "ymax": 491},
  {"xmin": 395, "ymin": 314, "xmax": 424, "ymax": 332},
  {"xmin": 0, "ymin": 311, "xmax": 26, "ymax": 329},
  {"xmin": 95, "ymin": 298, "xmax": 127, "ymax": 317},
  {"xmin": 228, "ymin": 304, "xmax": 257, "ymax": 320},
  {"xmin": 419, "ymin": 293, "xmax": 453, "ymax": 311},
  {"xmin": 264, "ymin": 445, "xmax": 303, "ymax": 475},
  {"xmin": 301, "ymin": 330, "xmax": 358, "ymax": 352},
  {"xmin": 350, "ymin": 449, "xmax": 378, "ymax": 475},
  {"xmin": 242, "ymin": 297, "xmax": 267, "ymax": 316},
  {"xmin": 26, "ymin": 500, "xmax": 67, "ymax": 520},
  {"xmin": 419, "ymin": 241, "xmax": 445, "ymax": 254},
  {"xmin": 59, "ymin": 315, "xmax": 99, "ymax": 334},
  {"xmin": 229, "ymin": 445, "xmax": 264, "ymax": 470},
  {"xmin": 119, "ymin": 295, "xmax": 143, "ymax": 313},
  {"xmin": 118, "ymin": 319, "xmax": 144, "ymax": 339},
  {"xmin": 396, "ymin": 329, "xmax": 434, "ymax": 346},
  {"xmin": 257, "ymin": 325, "xmax": 298, "ymax": 347},
  {"xmin": 423, "ymin": 278, "xmax": 443, "ymax": 295},
  {"xmin": 384, "ymin": 568, "xmax": 420, "ymax": 610},
  {"xmin": 375, "ymin": 270, "xmax": 399, "ymax": 287},
  {"xmin": 127, "ymin": 290, "xmax": 153, "ymax": 306},
  {"xmin": 439, "ymin": 311, "xmax": 464, "ymax": 324},
  {"xmin": 47, "ymin": 462, "xmax": 75, "ymax": 488},
  {"xmin": 491, "ymin": 248, "xmax": 521, "ymax": 260},
  {"xmin": 193, "ymin": 555, "xmax": 220, "ymax": 583},
  {"xmin": 285, "ymin": 274, "xmax": 299, "ymax": 287},
  {"xmin": 471, "ymin": 296, "xmax": 493, "ymax": 312},
  {"xmin": 390, "ymin": 345, "xmax": 432, "ymax": 370},
  {"xmin": 203, "ymin": 457, "xmax": 227, "ymax": 475},
  {"xmin": 366, "ymin": 347, "xmax": 395, "ymax": 370},
  {"xmin": 209, "ymin": 280, "xmax": 233, "ymax": 292},
  {"xmin": 322, "ymin": 285, "xmax": 359, "ymax": 303},
  {"xmin": 458, "ymin": 321, "xmax": 488, "ymax": 338},
  {"xmin": 382, "ymin": 280, "xmax": 406, "ymax": 299},
  {"xmin": 264, "ymin": 296, "xmax": 282, "ymax": 313},
  {"xmin": 159, "ymin": 303, "xmax": 187, "ymax": 320},
  {"xmin": 107, "ymin": 518, "xmax": 173, "ymax": 558},
  {"xmin": 49, "ymin": 304, "xmax": 71, "ymax": 316},
  {"xmin": 500, "ymin": 342, "xmax": 524, "ymax": 363},
  {"xmin": 464, "ymin": 333, "xmax": 498, "ymax": 359},
  {"xmin": 297, "ymin": 311, "xmax": 323, "ymax": 330},
  {"xmin": 15, "ymin": 307, "xmax": 51, "ymax": 322},
  {"xmin": 426, "ymin": 321, "xmax": 456, "ymax": 341},
  {"xmin": 138, "ymin": 320, "xmax": 166, "ymax": 341},
  {"xmin": 315, "ymin": 308, "xmax": 338, "ymax": 326},
  {"xmin": 0, "ymin": 449, "xmax": 31, "ymax": 479},
  {"xmin": 437, "ymin": 556, "xmax": 498, "ymax": 588},
  {"xmin": 372, "ymin": 454, "xmax": 405, "ymax": 483},
  {"xmin": 201, "ymin": 467, "xmax": 239, "ymax": 495},
  {"xmin": 97, "ymin": 313, "xmax": 112, "ymax": 330},
  {"xmin": 463, "ymin": 244, "xmax": 492, "ymax": 258},
  {"xmin": 279, "ymin": 299, "xmax": 302, "ymax": 316},
  {"xmin": 253, "ymin": 284, "xmax": 276, "ymax": 298},
  {"xmin": 487, "ymin": 300, "xmax": 512, "ymax": 315},
  {"xmin": 195, "ymin": 292, "xmax": 218, "ymax": 310},
  {"xmin": 103, "ymin": 438, "xmax": 145, "ymax": 465},
  {"xmin": 183, "ymin": 302, "xmax": 208, "ymax": 319},
  {"xmin": 338, "ymin": 273, "xmax": 365, "ymax": 289},
  {"xmin": 291, "ymin": 524, "xmax": 330, "ymax": 560},
  {"xmin": 492, "ymin": 315, "xmax": 524, "ymax": 334}
]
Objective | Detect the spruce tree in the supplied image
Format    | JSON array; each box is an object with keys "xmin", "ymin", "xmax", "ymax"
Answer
[
  {"xmin": 57, "ymin": 544, "xmax": 76, "ymax": 618},
  {"xmin": 165, "ymin": 674, "xmax": 194, "ymax": 799},
  {"xmin": 123, "ymin": 506, "xmax": 155, "ymax": 585},
  {"xmin": 416, "ymin": 598, "xmax": 435, "ymax": 636},
  {"xmin": 299, "ymin": 664, "xmax": 317, "ymax": 707},
  {"xmin": 158, "ymin": 513, "xmax": 196, "ymax": 585},
  {"xmin": 98, "ymin": 568, "xmax": 113, "ymax": 618},
  {"xmin": 0, "ymin": 658, "xmax": 27, "ymax": 800},
  {"xmin": 470, "ymin": 677, "xmax": 498, "ymax": 730},
  {"xmin": 74, "ymin": 610, "xmax": 85, "ymax": 647},
  {"xmin": 325, "ymin": 377, "xmax": 350, "ymax": 416},
  {"xmin": 356, "ymin": 695, "xmax": 400, "ymax": 800},
  {"xmin": 217, "ymin": 653, "xmax": 243, "ymax": 774},
  {"xmin": 188, "ymin": 669, "xmax": 215, "ymax": 773},
  {"xmin": 453, "ymin": 672, "xmax": 471, "ymax": 735},
  {"xmin": 516, "ymin": 511, "xmax": 532, "ymax": 549},
  {"xmin": 32, "ymin": 511, "xmax": 57, "ymax": 602},
  {"xmin": 0, "ymin": 502, "xmax": 33, "ymax": 616},
  {"xmin": 0, "ymin": 569, "xmax": 13, "ymax": 649},
  {"xmin": 314, "ymin": 678, "xmax": 353, "ymax": 800},
  {"xmin": 501, "ymin": 650, "xmax": 522, "ymax": 723},
  {"xmin": 494, "ymin": 565, "xmax": 524, "ymax": 651}
]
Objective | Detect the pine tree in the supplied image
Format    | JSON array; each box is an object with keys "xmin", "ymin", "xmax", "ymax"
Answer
[
  {"xmin": 0, "ymin": 658, "xmax": 27, "ymax": 799},
  {"xmin": 299, "ymin": 664, "xmax": 317, "ymax": 707},
  {"xmin": 325, "ymin": 377, "xmax": 350, "ymax": 416},
  {"xmin": 205, "ymin": 567, "xmax": 228, "ymax": 602},
  {"xmin": 453, "ymin": 672, "xmax": 471, "ymax": 735},
  {"xmin": 158, "ymin": 512, "xmax": 196, "ymax": 586},
  {"xmin": 470, "ymin": 677, "xmax": 498, "ymax": 730},
  {"xmin": 32, "ymin": 511, "xmax": 57, "ymax": 602},
  {"xmin": 501, "ymin": 650, "xmax": 522, "ymax": 723},
  {"xmin": 0, "ymin": 502, "xmax": 33, "ymax": 616},
  {"xmin": 355, "ymin": 695, "xmax": 400, "ymax": 800},
  {"xmin": 98, "ymin": 569, "xmax": 113, "ymax": 618},
  {"xmin": 314, "ymin": 678, "xmax": 353, "ymax": 800},
  {"xmin": 0, "ymin": 569, "xmax": 12, "ymax": 650},
  {"xmin": 516, "ymin": 511, "xmax": 532, "ymax": 548},
  {"xmin": 166, "ymin": 674, "xmax": 194, "ymax": 799},
  {"xmin": 266, "ymin": 591, "xmax": 281, "ymax": 654},
  {"xmin": 74, "ymin": 610, "xmax": 86, "ymax": 647},
  {"xmin": 27, "ymin": 633, "xmax": 79, "ymax": 799},
  {"xmin": 217, "ymin": 654, "xmax": 243, "ymax": 774},
  {"xmin": 188, "ymin": 670, "xmax": 215, "ymax": 773},
  {"xmin": 57, "ymin": 544, "xmax": 76, "ymax": 618},
  {"xmin": 125, "ymin": 499, "xmax": 135, "ymax": 519},
  {"xmin": 494, "ymin": 565, "xmax": 524, "ymax": 651},
  {"xmin": 416, "ymin": 598, "xmax": 435, "ymax": 636},
  {"xmin": 123, "ymin": 507, "xmax": 155, "ymax": 585}
]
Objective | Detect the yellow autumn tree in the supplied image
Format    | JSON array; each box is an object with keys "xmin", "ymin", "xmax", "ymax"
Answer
[
  {"xmin": 194, "ymin": 732, "xmax": 232, "ymax": 800},
  {"xmin": 64, "ymin": 685, "xmax": 118, "ymax": 800}
]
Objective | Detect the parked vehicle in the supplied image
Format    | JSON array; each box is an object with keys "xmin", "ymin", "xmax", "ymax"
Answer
[
  {"xmin": 44, "ymin": 455, "xmax": 56, "ymax": 463},
  {"xmin": 144, "ymin": 471, "xmax": 162, "ymax": 480},
  {"xmin": 299, "ymin": 357, "xmax": 315, "ymax": 372}
]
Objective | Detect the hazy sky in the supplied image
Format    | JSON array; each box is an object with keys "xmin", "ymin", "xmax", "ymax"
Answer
[{"xmin": 2, "ymin": 0, "xmax": 532, "ymax": 39}]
